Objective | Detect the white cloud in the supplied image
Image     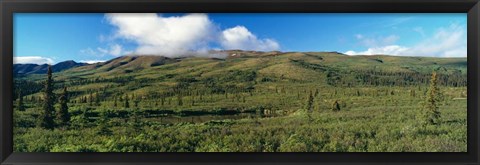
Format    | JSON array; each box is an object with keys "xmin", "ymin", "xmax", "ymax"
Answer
[
  {"xmin": 345, "ymin": 23, "xmax": 466, "ymax": 57},
  {"xmin": 220, "ymin": 26, "xmax": 280, "ymax": 51},
  {"xmin": 80, "ymin": 60, "xmax": 106, "ymax": 64},
  {"xmin": 81, "ymin": 44, "xmax": 130, "ymax": 57},
  {"xmin": 14, "ymin": 56, "xmax": 54, "ymax": 65},
  {"xmin": 100, "ymin": 13, "xmax": 280, "ymax": 58},
  {"xmin": 109, "ymin": 44, "xmax": 123, "ymax": 56},
  {"xmin": 405, "ymin": 23, "xmax": 466, "ymax": 57},
  {"xmin": 106, "ymin": 13, "xmax": 216, "ymax": 57},
  {"xmin": 344, "ymin": 45, "xmax": 409, "ymax": 56}
]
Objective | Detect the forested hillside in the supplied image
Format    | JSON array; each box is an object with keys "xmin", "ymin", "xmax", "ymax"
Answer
[{"xmin": 13, "ymin": 51, "xmax": 467, "ymax": 152}]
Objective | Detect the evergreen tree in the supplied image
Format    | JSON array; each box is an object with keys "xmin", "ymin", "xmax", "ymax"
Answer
[
  {"xmin": 17, "ymin": 89, "xmax": 25, "ymax": 111},
  {"xmin": 79, "ymin": 107, "xmax": 90, "ymax": 128},
  {"xmin": 178, "ymin": 94, "xmax": 183, "ymax": 106},
  {"xmin": 423, "ymin": 72, "xmax": 441, "ymax": 125},
  {"xmin": 95, "ymin": 91, "xmax": 101, "ymax": 106},
  {"xmin": 113, "ymin": 97, "xmax": 118, "ymax": 107},
  {"xmin": 57, "ymin": 87, "xmax": 70, "ymax": 126},
  {"xmin": 305, "ymin": 91, "xmax": 314, "ymax": 113},
  {"xmin": 125, "ymin": 95, "xmax": 130, "ymax": 108},
  {"xmin": 332, "ymin": 100, "xmax": 341, "ymax": 111},
  {"xmin": 89, "ymin": 92, "xmax": 93, "ymax": 106},
  {"xmin": 134, "ymin": 98, "xmax": 139, "ymax": 108},
  {"xmin": 97, "ymin": 110, "xmax": 112, "ymax": 136},
  {"xmin": 39, "ymin": 66, "xmax": 55, "ymax": 129}
]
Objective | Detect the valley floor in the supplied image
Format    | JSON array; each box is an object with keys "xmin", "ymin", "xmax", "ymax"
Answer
[{"xmin": 13, "ymin": 86, "xmax": 467, "ymax": 152}]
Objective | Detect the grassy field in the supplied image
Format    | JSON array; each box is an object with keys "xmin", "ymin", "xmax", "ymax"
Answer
[{"xmin": 13, "ymin": 51, "xmax": 467, "ymax": 152}]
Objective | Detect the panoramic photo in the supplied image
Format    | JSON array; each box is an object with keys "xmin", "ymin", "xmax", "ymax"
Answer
[{"xmin": 13, "ymin": 13, "xmax": 467, "ymax": 152}]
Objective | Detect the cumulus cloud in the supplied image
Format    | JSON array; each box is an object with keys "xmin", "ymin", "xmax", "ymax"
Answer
[
  {"xmin": 80, "ymin": 60, "xmax": 106, "ymax": 64},
  {"xmin": 105, "ymin": 13, "xmax": 216, "ymax": 57},
  {"xmin": 100, "ymin": 13, "xmax": 280, "ymax": 58},
  {"xmin": 220, "ymin": 26, "xmax": 280, "ymax": 51},
  {"xmin": 345, "ymin": 23, "xmax": 466, "ymax": 57},
  {"xmin": 14, "ymin": 56, "xmax": 54, "ymax": 65}
]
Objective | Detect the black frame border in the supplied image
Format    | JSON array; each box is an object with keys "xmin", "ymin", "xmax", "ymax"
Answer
[{"xmin": 1, "ymin": 0, "xmax": 479, "ymax": 164}]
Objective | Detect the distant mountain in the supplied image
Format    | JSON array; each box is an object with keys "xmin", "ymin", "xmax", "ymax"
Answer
[{"xmin": 14, "ymin": 60, "xmax": 87, "ymax": 75}]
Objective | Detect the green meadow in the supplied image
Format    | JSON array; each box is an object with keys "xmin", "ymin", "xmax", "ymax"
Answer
[{"xmin": 13, "ymin": 51, "xmax": 467, "ymax": 152}]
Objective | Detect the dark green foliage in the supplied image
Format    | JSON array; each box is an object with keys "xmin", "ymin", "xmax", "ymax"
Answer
[
  {"xmin": 177, "ymin": 94, "xmax": 183, "ymax": 106},
  {"xmin": 13, "ymin": 52, "xmax": 467, "ymax": 152},
  {"xmin": 124, "ymin": 95, "xmax": 130, "ymax": 108},
  {"xmin": 113, "ymin": 97, "xmax": 118, "ymax": 107},
  {"xmin": 57, "ymin": 87, "xmax": 70, "ymax": 127},
  {"xmin": 95, "ymin": 92, "xmax": 101, "ymax": 106},
  {"xmin": 17, "ymin": 89, "xmax": 25, "ymax": 111},
  {"xmin": 39, "ymin": 66, "xmax": 55, "ymax": 130},
  {"xmin": 97, "ymin": 110, "xmax": 113, "ymax": 136}
]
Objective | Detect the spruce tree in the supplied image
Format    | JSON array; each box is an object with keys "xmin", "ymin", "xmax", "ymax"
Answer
[
  {"xmin": 95, "ymin": 91, "xmax": 101, "ymax": 106},
  {"xmin": 57, "ymin": 87, "xmax": 70, "ymax": 127},
  {"xmin": 89, "ymin": 92, "xmax": 93, "ymax": 106},
  {"xmin": 423, "ymin": 72, "xmax": 441, "ymax": 125},
  {"xmin": 332, "ymin": 100, "xmax": 341, "ymax": 111},
  {"xmin": 305, "ymin": 91, "xmax": 314, "ymax": 113},
  {"xmin": 39, "ymin": 66, "xmax": 55, "ymax": 129},
  {"xmin": 178, "ymin": 94, "xmax": 183, "ymax": 106},
  {"xmin": 125, "ymin": 95, "xmax": 130, "ymax": 108},
  {"xmin": 113, "ymin": 97, "xmax": 118, "ymax": 107},
  {"xmin": 17, "ymin": 89, "xmax": 25, "ymax": 111},
  {"xmin": 97, "ymin": 110, "xmax": 112, "ymax": 136},
  {"xmin": 134, "ymin": 98, "xmax": 139, "ymax": 108}
]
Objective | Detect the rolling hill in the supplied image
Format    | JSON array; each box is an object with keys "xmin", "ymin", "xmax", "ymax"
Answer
[{"xmin": 13, "ymin": 50, "xmax": 468, "ymax": 152}]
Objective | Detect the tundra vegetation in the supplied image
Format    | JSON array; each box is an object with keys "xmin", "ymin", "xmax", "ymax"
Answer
[{"xmin": 13, "ymin": 51, "xmax": 467, "ymax": 152}]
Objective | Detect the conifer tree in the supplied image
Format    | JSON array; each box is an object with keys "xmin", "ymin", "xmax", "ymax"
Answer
[
  {"xmin": 178, "ymin": 94, "xmax": 183, "ymax": 106},
  {"xmin": 97, "ymin": 110, "xmax": 112, "ymax": 136},
  {"xmin": 332, "ymin": 100, "xmax": 341, "ymax": 111},
  {"xmin": 89, "ymin": 92, "xmax": 93, "ymax": 106},
  {"xmin": 39, "ymin": 66, "xmax": 55, "ymax": 129},
  {"xmin": 423, "ymin": 72, "xmax": 441, "ymax": 125},
  {"xmin": 134, "ymin": 98, "xmax": 139, "ymax": 108},
  {"xmin": 125, "ymin": 94, "xmax": 130, "ymax": 108},
  {"xmin": 57, "ymin": 87, "xmax": 70, "ymax": 126},
  {"xmin": 17, "ymin": 89, "xmax": 25, "ymax": 111},
  {"xmin": 95, "ymin": 91, "xmax": 101, "ymax": 106},
  {"xmin": 113, "ymin": 97, "xmax": 118, "ymax": 107},
  {"xmin": 305, "ymin": 91, "xmax": 314, "ymax": 113}
]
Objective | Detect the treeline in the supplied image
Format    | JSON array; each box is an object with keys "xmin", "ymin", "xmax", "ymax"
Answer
[
  {"xmin": 290, "ymin": 59, "xmax": 466, "ymax": 87},
  {"xmin": 352, "ymin": 69, "xmax": 466, "ymax": 87}
]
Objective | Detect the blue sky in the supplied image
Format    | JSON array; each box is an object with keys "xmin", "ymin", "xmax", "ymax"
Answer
[{"xmin": 14, "ymin": 13, "xmax": 466, "ymax": 64}]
